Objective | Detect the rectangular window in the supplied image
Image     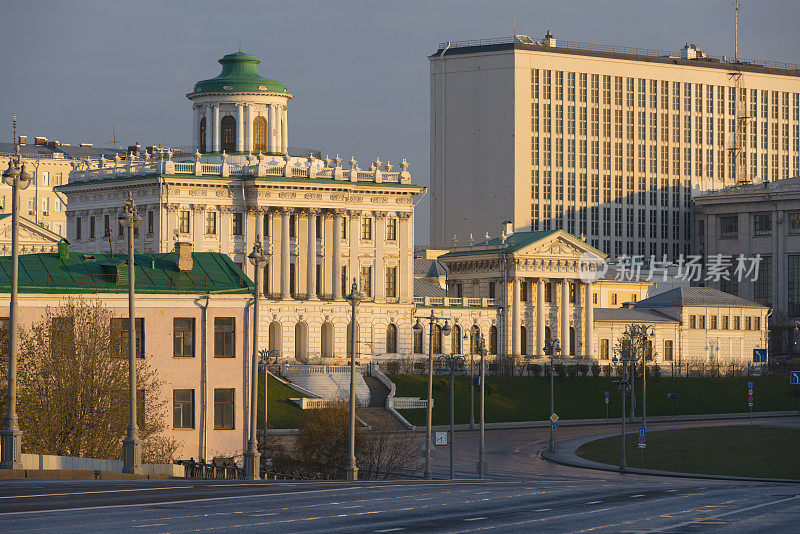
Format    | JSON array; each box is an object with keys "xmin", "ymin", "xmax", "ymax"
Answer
[
  {"xmin": 361, "ymin": 217, "xmax": 372, "ymax": 240},
  {"xmin": 179, "ymin": 210, "xmax": 190, "ymax": 234},
  {"xmin": 173, "ymin": 389, "xmax": 195, "ymax": 429},
  {"xmin": 698, "ymin": 315, "xmax": 706, "ymax": 329},
  {"xmin": 734, "ymin": 316, "xmax": 740, "ymax": 330},
  {"xmin": 148, "ymin": 211, "xmax": 154, "ymax": 234},
  {"xmin": 488, "ymin": 282, "xmax": 495, "ymax": 299},
  {"xmin": 710, "ymin": 315, "xmax": 718, "ymax": 329},
  {"xmin": 360, "ymin": 265, "xmax": 372, "ymax": 298},
  {"xmin": 76, "ymin": 217, "xmax": 82, "ymax": 240},
  {"xmin": 214, "ymin": 388, "xmax": 235, "ymax": 430},
  {"xmin": 214, "ymin": 317, "xmax": 235, "ymax": 358},
  {"xmin": 104, "ymin": 214, "xmax": 110, "ymax": 237},
  {"xmin": 290, "ymin": 263, "xmax": 295, "ymax": 295},
  {"xmin": 89, "ymin": 216, "xmax": 95, "ymax": 239},
  {"xmin": 600, "ymin": 339, "xmax": 609, "ymax": 360},
  {"xmin": 386, "ymin": 218, "xmax": 397, "ymax": 241},
  {"xmin": 173, "ymin": 318, "xmax": 195, "ymax": 357},
  {"xmin": 689, "ymin": 315, "xmax": 696, "ymax": 329},
  {"xmin": 205, "ymin": 211, "xmax": 217, "ymax": 235},
  {"xmin": 386, "ymin": 266, "xmax": 397, "ymax": 298},
  {"xmin": 232, "ymin": 212, "xmax": 243, "ymax": 236},
  {"xmin": 289, "ymin": 214, "xmax": 296, "ymax": 238},
  {"xmin": 788, "ymin": 255, "xmax": 800, "ymax": 317},
  {"xmin": 753, "ymin": 213, "xmax": 772, "ymax": 236},
  {"xmin": 110, "ymin": 317, "xmax": 145, "ymax": 359},
  {"xmin": 720, "ymin": 215, "xmax": 738, "ymax": 238},
  {"xmin": 664, "ymin": 340, "xmax": 673, "ymax": 361}
]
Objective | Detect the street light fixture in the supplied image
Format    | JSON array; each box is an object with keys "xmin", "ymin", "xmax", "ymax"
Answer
[
  {"xmin": 258, "ymin": 348, "xmax": 280, "ymax": 440},
  {"xmin": 611, "ymin": 345, "xmax": 632, "ymax": 472},
  {"xmin": 437, "ymin": 353, "xmax": 465, "ymax": 479},
  {"xmin": 629, "ymin": 324, "xmax": 654, "ymax": 429},
  {"xmin": 413, "ymin": 311, "xmax": 451, "ymax": 479},
  {"xmin": 0, "ymin": 127, "xmax": 31, "ymax": 470},
  {"xmin": 543, "ymin": 337, "xmax": 561, "ymax": 453},
  {"xmin": 345, "ymin": 278, "xmax": 362, "ymax": 481},
  {"xmin": 477, "ymin": 334, "xmax": 487, "ymax": 479},
  {"xmin": 465, "ymin": 331, "xmax": 474, "ymax": 430},
  {"xmin": 244, "ymin": 240, "xmax": 268, "ymax": 480},
  {"xmin": 118, "ymin": 193, "xmax": 142, "ymax": 474}
]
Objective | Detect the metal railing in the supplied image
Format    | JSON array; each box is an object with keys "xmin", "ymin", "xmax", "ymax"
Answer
[
  {"xmin": 177, "ymin": 458, "xmax": 243, "ymax": 479},
  {"xmin": 0, "ymin": 270, "xmax": 248, "ymax": 290}
]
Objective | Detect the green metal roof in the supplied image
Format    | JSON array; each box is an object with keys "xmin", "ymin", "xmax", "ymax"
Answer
[
  {"xmin": 190, "ymin": 52, "xmax": 289, "ymax": 96},
  {"xmin": 438, "ymin": 230, "xmax": 606, "ymax": 258},
  {"xmin": 0, "ymin": 250, "xmax": 254, "ymax": 295}
]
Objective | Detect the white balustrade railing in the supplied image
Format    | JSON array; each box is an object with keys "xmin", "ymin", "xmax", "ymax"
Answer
[
  {"xmin": 413, "ymin": 296, "xmax": 424, "ymax": 305},
  {"xmin": 283, "ymin": 364, "xmax": 357, "ymax": 376},
  {"xmin": 414, "ymin": 296, "xmax": 497, "ymax": 308},
  {"xmin": 174, "ymin": 162, "xmax": 193, "ymax": 173},
  {"xmin": 388, "ymin": 397, "xmax": 432, "ymax": 409},
  {"xmin": 466, "ymin": 298, "xmax": 482, "ymax": 306}
]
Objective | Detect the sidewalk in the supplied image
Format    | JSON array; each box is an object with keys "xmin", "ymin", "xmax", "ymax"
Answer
[{"xmin": 540, "ymin": 422, "xmax": 800, "ymax": 484}]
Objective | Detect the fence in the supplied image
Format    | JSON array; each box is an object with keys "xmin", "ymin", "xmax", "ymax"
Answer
[{"xmin": 176, "ymin": 458, "xmax": 242, "ymax": 479}]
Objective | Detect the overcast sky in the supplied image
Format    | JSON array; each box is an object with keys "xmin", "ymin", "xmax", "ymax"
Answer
[{"xmin": 1, "ymin": 1, "xmax": 798, "ymax": 244}]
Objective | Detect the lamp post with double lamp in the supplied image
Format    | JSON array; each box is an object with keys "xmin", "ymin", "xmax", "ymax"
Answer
[
  {"xmin": 119, "ymin": 193, "xmax": 142, "ymax": 474},
  {"xmin": 630, "ymin": 324, "xmax": 654, "ymax": 428},
  {"xmin": 345, "ymin": 279, "xmax": 362, "ymax": 481},
  {"xmin": 244, "ymin": 241, "xmax": 268, "ymax": 480},
  {"xmin": 611, "ymin": 345, "xmax": 631, "ymax": 472},
  {"xmin": 477, "ymin": 334, "xmax": 487, "ymax": 479},
  {"xmin": 466, "ymin": 331, "xmax": 475, "ymax": 430},
  {"xmin": 258, "ymin": 348, "xmax": 280, "ymax": 439},
  {"xmin": 543, "ymin": 337, "xmax": 561, "ymax": 453},
  {"xmin": 437, "ymin": 353, "xmax": 465, "ymax": 479},
  {"xmin": 413, "ymin": 311, "xmax": 451, "ymax": 479},
  {"xmin": 0, "ymin": 131, "xmax": 31, "ymax": 470}
]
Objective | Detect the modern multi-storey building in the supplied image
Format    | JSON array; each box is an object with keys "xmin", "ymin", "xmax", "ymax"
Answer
[{"xmin": 429, "ymin": 31, "xmax": 800, "ymax": 260}]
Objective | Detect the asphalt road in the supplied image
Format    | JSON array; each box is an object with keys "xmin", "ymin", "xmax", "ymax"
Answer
[{"xmin": 0, "ymin": 417, "xmax": 798, "ymax": 533}]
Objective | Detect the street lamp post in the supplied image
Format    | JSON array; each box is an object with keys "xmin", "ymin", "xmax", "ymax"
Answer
[
  {"xmin": 438, "ymin": 353, "xmax": 465, "ymax": 479},
  {"xmin": 0, "ymin": 130, "xmax": 31, "ymax": 470},
  {"xmin": 612, "ymin": 345, "xmax": 631, "ymax": 472},
  {"xmin": 258, "ymin": 348, "xmax": 279, "ymax": 439},
  {"xmin": 413, "ymin": 311, "xmax": 451, "ymax": 480},
  {"xmin": 119, "ymin": 193, "xmax": 142, "ymax": 474},
  {"xmin": 466, "ymin": 332, "xmax": 474, "ymax": 430},
  {"xmin": 630, "ymin": 325, "xmax": 654, "ymax": 429},
  {"xmin": 345, "ymin": 279, "xmax": 362, "ymax": 481},
  {"xmin": 543, "ymin": 337, "xmax": 561, "ymax": 453},
  {"xmin": 477, "ymin": 334, "xmax": 487, "ymax": 478},
  {"xmin": 244, "ymin": 241, "xmax": 268, "ymax": 480}
]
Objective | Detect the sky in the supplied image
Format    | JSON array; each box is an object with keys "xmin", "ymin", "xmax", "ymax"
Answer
[{"xmin": 1, "ymin": 1, "xmax": 798, "ymax": 245}]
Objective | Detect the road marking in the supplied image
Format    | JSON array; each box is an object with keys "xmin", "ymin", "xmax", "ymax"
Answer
[
  {"xmin": 464, "ymin": 517, "xmax": 488, "ymax": 521},
  {"xmin": 416, "ymin": 497, "xmax": 434, "ymax": 501},
  {"xmin": 133, "ymin": 524, "xmax": 166, "ymax": 528},
  {"xmin": 253, "ymin": 512, "xmax": 279, "ymax": 517},
  {"xmin": 586, "ymin": 500, "xmax": 602, "ymax": 504},
  {"xmin": 341, "ymin": 505, "xmax": 363, "ymax": 509},
  {"xmin": 666, "ymin": 489, "xmax": 678, "ymax": 492},
  {"xmin": 475, "ymin": 491, "xmax": 491, "ymax": 495},
  {"xmin": 374, "ymin": 529, "xmax": 404, "ymax": 533},
  {"xmin": 631, "ymin": 494, "xmax": 645, "ymax": 498},
  {"xmin": 649, "ymin": 494, "xmax": 800, "ymax": 532},
  {"xmin": 0, "ymin": 486, "xmax": 191, "ymax": 500},
  {"xmin": 534, "ymin": 508, "xmax": 552, "ymax": 512}
]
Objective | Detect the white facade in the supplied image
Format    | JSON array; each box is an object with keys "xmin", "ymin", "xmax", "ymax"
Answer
[{"xmin": 430, "ymin": 33, "xmax": 800, "ymax": 261}]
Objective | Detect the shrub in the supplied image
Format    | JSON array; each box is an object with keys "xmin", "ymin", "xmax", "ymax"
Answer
[
  {"xmin": 530, "ymin": 364, "xmax": 543, "ymax": 377},
  {"xmin": 602, "ymin": 365, "xmax": 612, "ymax": 377},
  {"xmin": 591, "ymin": 364, "xmax": 601, "ymax": 377},
  {"xmin": 567, "ymin": 366, "xmax": 578, "ymax": 380},
  {"xmin": 486, "ymin": 383, "xmax": 498, "ymax": 395},
  {"xmin": 554, "ymin": 363, "xmax": 567, "ymax": 380},
  {"xmin": 577, "ymin": 364, "xmax": 589, "ymax": 378},
  {"xmin": 651, "ymin": 364, "xmax": 661, "ymax": 379},
  {"xmin": 434, "ymin": 378, "xmax": 449, "ymax": 392}
]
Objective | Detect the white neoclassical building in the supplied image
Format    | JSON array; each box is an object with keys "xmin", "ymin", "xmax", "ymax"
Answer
[{"xmin": 188, "ymin": 51, "xmax": 292, "ymax": 154}]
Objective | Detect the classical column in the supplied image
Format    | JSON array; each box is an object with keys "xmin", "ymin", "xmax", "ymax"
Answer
[
  {"xmin": 348, "ymin": 210, "xmax": 361, "ymax": 292},
  {"xmin": 267, "ymin": 105, "xmax": 275, "ymax": 153},
  {"xmin": 398, "ymin": 212, "xmax": 412, "ymax": 301},
  {"xmin": 236, "ymin": 104, "xmax": 244, "ymax": 152},
  {"xmin": 561, "ymin": 279, "xmax": 570, "ymax": 357},
  {"xmin": 281, "ymin": 105, "xmax": 288, "ymax": 153},
  {"xmin": 246, "ymin": 105, "xmax": 254, "ymax": 152},
  {"xmin": 307, "ymin": 209, "xmax": 318, "ymax": 299},
  {"xmin": 332, "ymin": 209, "xmax": 343, "ymax": 299},
  {"xmin": 192, "ymin": 204, "xmax": 204, "ymax": 247},
  {"xmin": 219, "ymin": 206, "xmax": 231, "ymax": 255},
  {"xmin": 584, "ymin": 282, "xmax": 594, "ymax": 359},
  {"xmin": 255, "ymin": 207, "xmax": 263, "ymax": 244},
  {"xmin": 536, "ymin": 278, "xmax": 545, "ymax": 358},
  {"xmin": 511, "ymin": 277, "xmax": 521, "ymax": 356},
  {"xmin": 192, "ymin": 106, "xmax": 200, "ymax": 152},
  {"xmin": 374, "ymin": 211, "xmax": 386, "ymax": 301},
  {"xmin": 280, "ymin": 208, "xmax": 291, "ymax": 299},
  {"xmin": 204, "ymin": 105, "xmax": 212, "ymax": 153},
  {"xmin": 212, "ymin": 104, "xmax": 220, "ymax": 152}
]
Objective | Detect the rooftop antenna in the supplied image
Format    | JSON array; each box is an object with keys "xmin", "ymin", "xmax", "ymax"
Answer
[
  {"xmin": 12, "ymin": 114, "xmax": 17, "ymax": 146},
  {"xmin": 109, "ymin": 124, "xmax": 118, "ymax": 149},
  {"xmin": 734, "ymin": 0, "xmax": 740, "ymax": 62},
  {"xmin": 513, "ymin": 18, "xmax": 516, "ymax": 40},
  {"xmin": 239, "ymin": 38, "xmax": 242, "ymax": 52}
]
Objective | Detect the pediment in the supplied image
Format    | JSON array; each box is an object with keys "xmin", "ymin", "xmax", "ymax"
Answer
[
  {"xmin": 514, "ymin": 231, "xmax": 605, "ymax": 261},
  {"xmin": 0, "ymin": 216, "xmax": 63, "ymax": 245}
]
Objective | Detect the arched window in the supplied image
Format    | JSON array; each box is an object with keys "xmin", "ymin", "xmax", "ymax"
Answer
[
  {"xmin": 294, "ymin": 322, "xmax": 308, "ymax": 361},
  {"xmin": 413, "ymin": 328, "xmax": 423, "ymax": 354},
  {"xmin": 520, "ymin": 326, "xmax": 528, "ymax": 356},
  {"xmin": 489, "ymin": 326, "xmax": 498, "ymax": 355},
  {"xmin": 386, "ymin": 323, "xmax": 397, "ymax": 354},
  {"xmin": 268, "ymin": 321, "xmax": 281, "ymax": 354},
  {"xmin": 321, "ymin": 322, "xmax": 334, "ymax": 358},
  {"xmin": 451, "ymin": 324, "xmax": 462, "ymax": 354},
  {"xmin": 199, "ymin": 117, "xmax": 207, "ymax": 153},
  {"xmin": 221, "ymin": 115, "xmax": 236, "ymax": 152},
  {"xmin": 253, "ymin": 116, "xmax": 267, "ymax": 152},
  {"xmin": 470, "ymin": 325, "xmax": 480, "ymax": 353},
  {"xmin": 569, "ymin": 327, "xmax": 576, "ymax": 356},
  {"xmin": 432, "ymin": 324, "xmax": 442, "ymax": 354}
]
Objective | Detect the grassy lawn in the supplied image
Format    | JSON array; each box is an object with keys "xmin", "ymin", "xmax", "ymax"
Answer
[
  {"xmin": 390, "ymin": 375, "xmax": 800, "ymax": 427},
  {"xmin": 576, "ymin": 425, "xmax": 800, "ymax": 479},
  {"xmin": 256, "ymin": 374, "xmax": 308, "ymax": 429}
]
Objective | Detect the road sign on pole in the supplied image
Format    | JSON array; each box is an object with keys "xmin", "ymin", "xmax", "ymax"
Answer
[
  {"xmin": 550, "ymin": 421, "xmax": 558, "ymax": 431},
  {"xmin": 550, "ymin": 413, "xmax": 559, "ymax": 423},
  {"xmin": 434, "ymin": 431, "xmax": 448, "ymax": 446},
  {"xmin": 791, "ymin": 371, "xmax": 800, "ymax": 385},
  {"xmin": 753, "ymin": 349, "xmax": 767, "ymax": 363},
  {"xmin": 638, "ymin": 426, "xmax": 646, "ymax": 448}
]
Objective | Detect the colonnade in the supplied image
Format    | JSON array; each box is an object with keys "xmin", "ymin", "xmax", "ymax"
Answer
[{"xmin": 193, "ymin": 103, "xmax": 288, "ymax": 153}]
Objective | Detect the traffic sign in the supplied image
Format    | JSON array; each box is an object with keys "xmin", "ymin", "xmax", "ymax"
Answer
[
  {"xmin": 473, "ymin": 376, "xmax": 480, "ymax": 386},
  {"xmin": 747, "ymin": 381, "xmax": 753, "ymax": 389},
  {"xmin": 638, "ymin": 427, "xmax": 646, "ymax": 448},
  {"xmin": 666, "ymin": 392, "xmax": 677, "ymax": 400},
  {"xmin": 791, "ymin": 371, "xmax": 800, "ymax": 385},
  {"xmin": 748, "ymin": 388, "xmax": 754, "ymax": 396},
  {"xmin": 550, "ymin": 421, "xmax": 558, "ymax": 431},
  {"xmin": 434, "ymin": 431, "xmax": 448, "ymax": 446},
  {"xmin": 753, "ymin": 348, "xmax": 767, "ymax": 363},
  {"xmin": 604, "ymin": 391, "xmax": 610, "ymax": 405},
  {"xmin": 550, "ymin": 413, "xmax": 559, "ymax": 423}
]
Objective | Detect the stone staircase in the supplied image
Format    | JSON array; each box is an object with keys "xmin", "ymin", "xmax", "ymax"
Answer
[{"xmin": 357, "ymin": 375, "xmax": 407, "ymax": 431}]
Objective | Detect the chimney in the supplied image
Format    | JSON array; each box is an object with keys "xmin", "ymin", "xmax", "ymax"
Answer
[
  {"xmin": 58, "ymin": 238, "xmax": 70, "ymax": 262},
  {"xmin": 543, "ymin": 29, "xmax": 556, "ymax": 47},
  {"xmin": 174, "ymin": 241, "xmax": 193, "ymax": 271},
  {"xmin": 680, "ymin": 42, "xmax": 697, "ymax": 60},
  {"xmin": 34, "ymin": 136, "xmax": 47, "ymax": 146},
  {"xmin": 502, "ymin": 220, "xmax": 513, "ymax": 236},
  {"xmin": 18, "ymin": 136, "xmax": 26, "ymax": 146}
]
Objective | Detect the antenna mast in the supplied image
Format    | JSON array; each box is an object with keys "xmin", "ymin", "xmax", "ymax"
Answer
[{"xmin": 734, "ymin": 0, "xmax": 740, "ymax": 62}]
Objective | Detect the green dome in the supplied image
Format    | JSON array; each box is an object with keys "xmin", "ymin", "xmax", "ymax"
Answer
[{"xmin": 190, "ymin": 52, "xmax": 289, "ymax": 95}]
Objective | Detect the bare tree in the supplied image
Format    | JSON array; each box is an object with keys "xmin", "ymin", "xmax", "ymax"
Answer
[{"xmin": 0, "ymin": 298, "xmax": 176, "ymax": 463}]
